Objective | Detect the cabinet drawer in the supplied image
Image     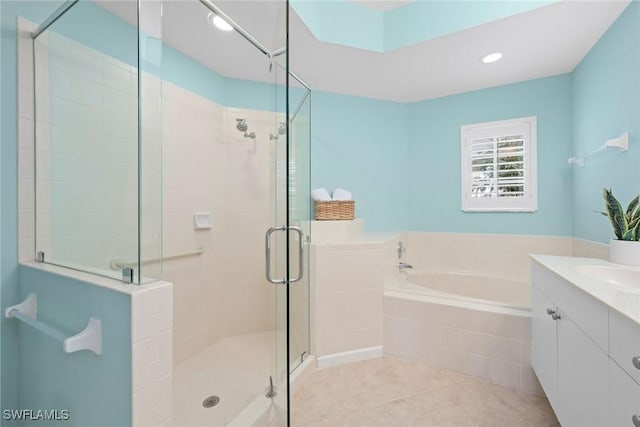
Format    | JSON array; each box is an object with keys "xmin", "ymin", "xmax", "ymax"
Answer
[
  {"xmin": 610, "ymin": 309, "xmax": 640, "ymax": 384},
  {"xmin": 609, "ymin": 358, "xmax": 640, "ymax": 427},
  {"xmin": 532, "ymin": 262, "xmax": 608, "ymax": 352}
]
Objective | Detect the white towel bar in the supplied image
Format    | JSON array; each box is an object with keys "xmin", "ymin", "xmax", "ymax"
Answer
[
  {"xmin": 568, "ymin": 131, "xmax": 629, "ymax": 167},
  {"xmin": 5, "ymin": 293, "xmax": 102, "ymax": 356}
]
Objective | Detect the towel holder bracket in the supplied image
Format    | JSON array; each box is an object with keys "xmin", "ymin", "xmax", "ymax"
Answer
[
  {"xmin": 5, "ymin": 293, "xmax": 37, "ymax": 319},
  {"xmin": 5, "ymin": 293, "xmax": 102, "ymax": 356}
]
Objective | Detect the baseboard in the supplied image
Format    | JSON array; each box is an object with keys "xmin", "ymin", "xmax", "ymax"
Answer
[{"xmin": 317, "ymin": 346, "xmax": 383, "ymax": 369}]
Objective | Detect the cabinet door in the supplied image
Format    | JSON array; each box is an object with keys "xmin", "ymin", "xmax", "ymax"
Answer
[
  {"xmin": 557, "ymin": 312, "xmax": 609, "ymax": 427},
  {"xmin": 531, "ymin": 285, "xmax": 558, "ymax": 406},
  {"xmin": 609, "ymin": 358, "xmax": 640, "ymax": 427}
]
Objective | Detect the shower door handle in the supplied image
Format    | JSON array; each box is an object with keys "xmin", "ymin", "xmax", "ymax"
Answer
[
  {"xmin": 265, "ymin": 226, "xmax": 287, "ymax": 284},
  {"xmin": 264, "ymin": 226, "xmax": 305, "ymax": 284},
  {"xmin": 289, "ymin": 226, "xmax": 304, "ymax": 284}
]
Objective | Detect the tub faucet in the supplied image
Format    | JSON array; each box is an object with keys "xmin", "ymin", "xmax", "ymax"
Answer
[{"xmin": 398, "ymin": 262, "xmax": 413, "ymax": 271}]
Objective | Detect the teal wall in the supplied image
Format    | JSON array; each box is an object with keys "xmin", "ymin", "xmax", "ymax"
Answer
[
  {"xmin": 1, "ymin": 2, "xmax": 61, "ymax": 420},
  {"xmin": 310, "ymin": 92, "xmax": 409, "ymax": 231},
  {"xmin": 291, "ymin": 1, "xmax": 384, "ymax": 51},
  {"xmin": 291, "ymin": 0, "xmax": 553, "ymax": 52},
  {"xmin": 17, "ymin": 266, "xmax": 131, "ymax": 427},
  {"xmin": 572, "ymin": 1, "xmax": 640, "ymax": 243},
  {"xmin": 1, "ymin": 2, "xmax": 135, "ymax": 424},
  {"xmin": 407, "ymin": 75, "xmax": 574, "ymax": 235},
  {"xmin": 384, "ymin": 1, "xmax": 553, "ymax": 51}
]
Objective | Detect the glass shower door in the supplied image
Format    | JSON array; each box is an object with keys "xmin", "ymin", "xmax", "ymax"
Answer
[
  {"xmin": 288, "ymin": 76, "xmax": 311, "ymax": 372},
  {"xmin": 162, "ymin": 1, "xmax": 291, "ymax": 425},
  {"xmin": 267, "ymin": 48, "xmax": 291, "ymax": 425}
]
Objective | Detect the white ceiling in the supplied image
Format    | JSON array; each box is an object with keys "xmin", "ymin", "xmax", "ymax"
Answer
[
  {"xmin": 290, "ymin": 1, "xmax": 629, "ymax": 102},
  {"xmin": 95, "ymin": 0, "xmax": 629, "ymax": 103}
]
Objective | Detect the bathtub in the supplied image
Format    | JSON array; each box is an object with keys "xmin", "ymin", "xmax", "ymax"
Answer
[
  {"xmin": 383, "ymin": 270, "xmax": 541, "ymax": 393},
  {"xmin": 392, "ymin": 271, "xmax": 530, "ymax": 311}
]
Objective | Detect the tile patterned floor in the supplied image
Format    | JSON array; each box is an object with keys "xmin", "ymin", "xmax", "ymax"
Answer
[{"xmin": 291, "ymin": 357, "xmax": 559, "ymax": 427}]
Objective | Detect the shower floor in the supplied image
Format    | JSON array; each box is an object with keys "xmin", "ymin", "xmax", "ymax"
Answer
[{"xmin": 172, "ymin": 331, "xmax": 276, "ymax": 427}]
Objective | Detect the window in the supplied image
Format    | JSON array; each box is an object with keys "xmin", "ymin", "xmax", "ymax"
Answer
[{"xmin": 461, "ymin": 116, "xmax": 537, "ymax": 212}]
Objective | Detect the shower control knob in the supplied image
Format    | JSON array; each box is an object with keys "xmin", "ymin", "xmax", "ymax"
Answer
[
  {"xmin": 632, "ymin": 356, "xmax": 640, "ymax": 370},
  {"xmin": 632, "ymin": 414, "xmax": 640, "ymax": 427}
]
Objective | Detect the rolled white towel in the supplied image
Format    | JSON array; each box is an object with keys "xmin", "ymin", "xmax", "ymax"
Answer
[
  {"xmin": 332, "ymin": 188, "xmax": 352, "ymax": 201},
  {"xmin": 311, "ymin": 188, "xmax": 332, "ymax": 201}
]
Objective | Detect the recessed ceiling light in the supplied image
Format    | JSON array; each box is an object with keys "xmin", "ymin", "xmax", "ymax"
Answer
[
  {"xmin": 208, "ymin": 12, "xmax": 233, "ymax": 32},
  {"xmin": 482, "ymin": 52, "xmax": 503, "ymax": 64}
]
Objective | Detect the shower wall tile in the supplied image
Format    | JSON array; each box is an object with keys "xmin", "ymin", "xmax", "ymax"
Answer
[
  {"xmin": 161, "ymin": 81, "xmax": 286, "ymax": 364},
  {"xmin": 17, "ymin": 19, "xmax": 36, "ymax": 262},
  {"xmin": 18, "ymin": 23, "xmax": 143, "ymax": 270},
  {"xmin": 132, "ymin": 281, "xmax": 173, "ymax": 427}
]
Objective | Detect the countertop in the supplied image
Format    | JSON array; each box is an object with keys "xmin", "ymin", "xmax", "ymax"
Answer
[{"xmin": 530, "ymin": 255, "xmax": 640, "ymax": 326}]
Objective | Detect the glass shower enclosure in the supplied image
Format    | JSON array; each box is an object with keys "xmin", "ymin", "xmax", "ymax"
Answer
[
  {"xmin": 31, "ymin": 0, "xmax": 310, "ymax": 425},
  {"xmin": 32, "ymin": 0, "xmax": 162, "ymax": 284}
]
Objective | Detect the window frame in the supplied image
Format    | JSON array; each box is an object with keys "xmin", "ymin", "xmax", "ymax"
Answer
[{"xmin": 460, "ymin": 116, "xmax": 538, "ymax": 212}]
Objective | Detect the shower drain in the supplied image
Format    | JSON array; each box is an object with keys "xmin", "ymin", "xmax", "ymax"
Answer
[{"xmin": 202, "ymin": 396, "xmax": 220, "ymax": 408}]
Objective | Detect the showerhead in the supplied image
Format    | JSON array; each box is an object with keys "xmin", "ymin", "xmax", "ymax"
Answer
[{"xmin": 236, "ymin": 118, "xmax": 248, "ymax": 132}]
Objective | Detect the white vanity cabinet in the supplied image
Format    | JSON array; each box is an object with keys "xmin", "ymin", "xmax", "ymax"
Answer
[
  {"xmin": 609, "ymin": 309, "xmax": 640, "ymax": 427},
  {"xmin": 556, "ymin": 310, "xmax": 609, "ymax": 426},
  {"xmin": 531, "ymin": 260, "xmax": 640, "ymax": 427},
  {"xmin": 609, "ymin": 358, "xmax": 640, "ymax": 427},
  {"xmin": 531, "ymin": 285, "xmax": 558, "ymax": 405}
]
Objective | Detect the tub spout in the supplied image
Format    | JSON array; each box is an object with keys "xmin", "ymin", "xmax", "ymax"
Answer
[{"xmin": 399, "ymin": 262, "xmax": 413, "ymax": 271}]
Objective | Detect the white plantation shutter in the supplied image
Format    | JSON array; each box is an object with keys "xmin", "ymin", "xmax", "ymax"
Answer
[{"xmin": 461, "ymin": 117, "xmax": 537, "ymax": 212}]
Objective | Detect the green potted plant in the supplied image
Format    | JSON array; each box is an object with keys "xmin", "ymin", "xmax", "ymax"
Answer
[{"xmin": 602, "ymin": 189, "xmax": 640, "ymax": 266}]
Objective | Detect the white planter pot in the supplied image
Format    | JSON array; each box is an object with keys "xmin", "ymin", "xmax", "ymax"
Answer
[{"xmin": 610, "ymin": 239, "xmax": 640, "ymax": 266}]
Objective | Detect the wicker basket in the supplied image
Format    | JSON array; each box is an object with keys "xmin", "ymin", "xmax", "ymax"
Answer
[{"xmin": 314, "ymin": 200, "xmax": 355, "ymax": 220}]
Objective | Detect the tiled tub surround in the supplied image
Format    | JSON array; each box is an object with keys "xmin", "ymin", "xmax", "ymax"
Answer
[
  {"xmin": 383, "ymin": 295, "xmax": 539, "ymax": 393},
  {"xmin": 404, "ymin": 232, "xmax": 573, "ymax": 283},
  {"xmin": 381, "ymin": 232, "xmax": 576, "ymax": 394},
  {"xmin": 309, "ymin": 221, "xmax": 402, "ymax": 366},
  {"xmin": 571, "ymin": 237, "xmax": 609, "ymax": 260}
]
